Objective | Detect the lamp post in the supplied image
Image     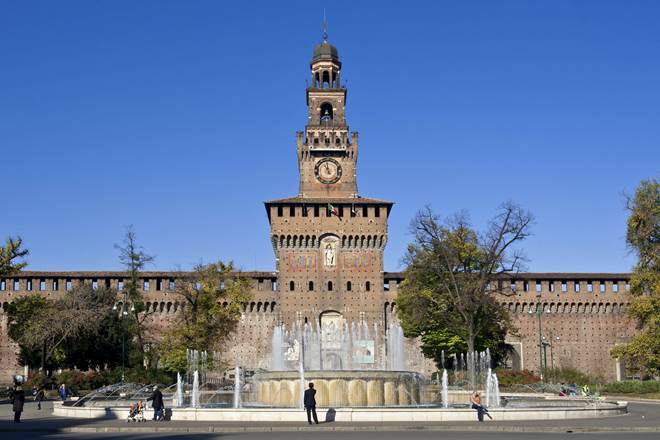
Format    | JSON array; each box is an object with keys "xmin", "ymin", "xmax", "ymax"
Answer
[
  {"xmin": 529, "ymin": 305, "xmax": 546, "ymax": 380},
  {"xmin": 112, "ymin": 291, "xmax": 134, "ymax": 383}
]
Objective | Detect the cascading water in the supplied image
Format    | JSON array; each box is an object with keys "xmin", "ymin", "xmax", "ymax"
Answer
[
  {"xmin": 299, "ymin": 360, "xmax": 305, "ymax": 409},
  {"xmin": 176, "ymin": 372, "xmax": 184, "ymax": 408},
  {"xmin": 271, "ymin": 325, "xmax": 285, "ymax": 371},
  {"xmin": 386, "ymin": 323, "xmax": 406, "ymax": 371},
  {"xmin": 485, "ymin": 368, "xmax": 500, "ymax": 407},
  {"xmin": 191, "ymin": 370, "xmax": 200, "ymax": 408},
  {"xmin": 441, "ymin": 369, "xmax": 449, "ymax": 408},
  {"xmin": 233, "ymin": 366, "xmax": 241, "ymax": 408}
]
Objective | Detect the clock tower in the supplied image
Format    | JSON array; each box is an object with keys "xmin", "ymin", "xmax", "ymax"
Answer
[
  {"xmin": 265, "ymin": 31, "xmax": 393, "ymax": 369},
  {"xmin": 297, "ymin": 33, "xmax": 358, "ymax": 198}
]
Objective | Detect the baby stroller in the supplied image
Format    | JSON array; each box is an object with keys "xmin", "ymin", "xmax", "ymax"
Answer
[{"xmin": 127, "ymin": 401, "xmax": 146, "ymax": 422}]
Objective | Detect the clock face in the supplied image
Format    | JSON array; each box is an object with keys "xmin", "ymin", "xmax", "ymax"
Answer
[{"xmin": 315, "ymin": 158, "xmax": 342, "ymax": 184}]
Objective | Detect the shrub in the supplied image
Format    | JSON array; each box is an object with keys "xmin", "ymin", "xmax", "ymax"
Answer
[
  {"xmin": 496, "ymin": 369, "xmax": 541, "ymax": 387},
  {"xmin": 599, "ymin": 380, "xmax": 660, "ymax": 394},
  {"xmin": 545, "ymin": 367, "xmax": 604, "ymax": 385}
]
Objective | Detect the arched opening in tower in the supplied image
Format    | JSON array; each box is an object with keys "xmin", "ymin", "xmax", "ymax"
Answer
[{"xmin": 320, "ymin": 102, "xmax": 333, "ymax": 123}]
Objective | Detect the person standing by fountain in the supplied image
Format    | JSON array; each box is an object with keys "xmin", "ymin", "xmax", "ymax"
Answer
[
  {"xmin": 303, "ymin": 382, "xmax": 319, "ymax": 425},
  {"xmin": 148, "ymin": 385, "xmax": 164, "ymax": 421},
  {"xmin": 470, "ymin": 391, "xmax": 492, "ymax": 422}
]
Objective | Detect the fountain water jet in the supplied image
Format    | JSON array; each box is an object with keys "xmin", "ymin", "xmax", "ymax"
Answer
[
  {"xmin": 191, "ymin": 370, "xmax": 200, "ymax": 408},
  {"xmin": 176, "ymin": 373, "xmax": 184, "ymax": 408},
  {"xmin": 233, "ymin": 366, "xmax": 241, "ymax": 408},
  {"xmin": 441, "ymin": 369, "xmax": 449, "ymax": 409}
]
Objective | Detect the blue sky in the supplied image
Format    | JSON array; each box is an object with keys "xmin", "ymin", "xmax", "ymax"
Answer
[{"xmin": 1, "ymin": 1, "xmax": 658, "ymax": 273}]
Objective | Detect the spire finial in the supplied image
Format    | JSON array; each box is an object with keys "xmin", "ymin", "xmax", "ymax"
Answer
[{"xmin": 322, "ymin": 9, "xmax": 328, "ymax": 42}]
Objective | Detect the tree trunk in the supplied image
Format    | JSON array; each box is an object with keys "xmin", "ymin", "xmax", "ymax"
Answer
[{"xmin": 467, "ymin": 321, "xmax": 476, "ymax": 388}]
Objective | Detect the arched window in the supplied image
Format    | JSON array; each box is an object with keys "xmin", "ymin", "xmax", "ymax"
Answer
[
  {"xmin": 320, "ymin": 102, "xmax": 333, "ymax": 122},
  {"xmin": 308, "ymin": 281, "xmax": 314, "ymax": 291},
  {"xmin": 365, "ymin": 281, "xmax": 371, "ymax": 292},
  {"xmin": 328, "ymin": 281, "xmax": 333, "ymax": 291},
  {"xmin": 289, "ymin": 281, "xmax": 295, "ymax": 291},
  {"xmin": 347, "ymin": 281, "xmax": 352, "ymax": 291},
  {"xmin": 322, "ymin": 71, "xmax": 330, "ymax": 88}
]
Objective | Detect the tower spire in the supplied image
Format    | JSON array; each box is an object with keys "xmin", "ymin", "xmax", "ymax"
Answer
[{"xmin": 322, "ymin": 9, "xmax": 328, "ymax": 42}]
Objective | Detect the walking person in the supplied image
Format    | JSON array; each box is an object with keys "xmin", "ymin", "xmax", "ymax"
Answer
[
  {"xmin": 35, "ymin": 385, "xmax": 47, "ymax": 410},
  {"xmin": 147, "ymin": 385, "xmax": 164, "ymax": 421},
  {"xmin": 304, "ymin": 382, "xmax": 319, "ymax": 425},
  {"xmin": 470, "ymin": 391, "xmax": 492, "ymax": 422},
  {"xmin": 58, "ymin": 383, "xmax": 69, "ymax": 401},
  {"xmin": 10, "ymin": 385, "xmax": 25, "ymax": 423}
]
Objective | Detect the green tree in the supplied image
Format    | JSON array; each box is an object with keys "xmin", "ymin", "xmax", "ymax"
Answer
[
  {"xmin": 115, "ymin": 226, "xmax": 155, "ymax": 369},
  {"xmin": 159, "ymin": 261, "xmax": 252, "ymax": 373},
  {"xmin": 611, "ymin": 179, "xmax": 659, "ymax": 376},
  {"xmin": 7, "ymin": 285, "xmax": 118, "ymax": 372},
  {"xmin": 397, "ymin": 203, "xmax": 532, "ymax": 381},
  {"xmin": 0, "ymin": 236, "xmax": 29, "ymax": 276}
]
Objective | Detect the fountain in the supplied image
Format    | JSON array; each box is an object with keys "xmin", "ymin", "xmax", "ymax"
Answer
[
  {"xmin": 191, "ymin": 370, "xmax": 200, "ymax": 408},
  {"xmin": 176, "ymin": 373, "xmax": 184, "ymax": 408},
  {"xmin": 233, "ymin": 366, "xmax": 241, "ymax": 408},
  {"xmin": 298, "ymin": 360, "xmax": 305, "ymax": 409},
  {"xmin": 441, "ymin": 369, "xmax": 449, "ymax": 409}
]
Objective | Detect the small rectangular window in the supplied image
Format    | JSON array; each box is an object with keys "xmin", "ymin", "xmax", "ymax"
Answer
[
  {"xmin": 350, "ymin": 205, "xmax": 356, "ymax": 217},
  {"xmin": 314, "ymin": 206, "xmax": 320, "ymax": 217},
  {"xmin": 271, "ymin": 280, "xmax": 277, "ymax": 291},
  {"xmin": 384, "ymin": 280, "xmax": 390, "ymax": 291},
  {"xmin": 52, "ymin": 279, "xmax": 59, "ymax": 290},
  {"xmin": 338, "ymin": 206, "xmax": 344, "ymax": 217},
  {"xmin": 277, "ymin": 206, "xmax": 283, "ymax": 217},
  {"xmin": 289, "ymin": 206, "xmax": 295, "ymax": 217},
  {"xmin": 13, "ymin": 280, "xmax": 20, "ymax": 291},
  {"xmin": 561, "ymin": 281, "xmax": 567, "ymax": 293},
  {"xmin": 362, "ymin": 206, "xmax": 368, "ymax": 217},
  {"xmin": 118, "ymin": 279, "xmax": 125, "ymax": 290},
  {"xmin": 612, "ymin": 282, "xmax": 619, "ymax": 293},
  {"xmin": 510, "ymin": 281, "xmax": 517, "ymax": 292},
  {"xmin": 599, "ymin": 281, "xmax": 606, "ymax": 293},
  {"xmin": 26, "ymin": 280, "xmax": 32, "ymax": 291},
  {"xmin": 375, "ymin": 206, "xmax": 380, "ymax": 217},
  {"xmin": 156, "ymin": 279, "xmax": 163, "ymax": 291},
  {"xmin": 39, "ymin": 279, "xmax": 46, "ymax": 291},
  {"xmin": 574, "ymin": 281, "xmax": 580, "ymax": 293},
  {"xmin": 625, "ymin": 281, "xmax": 631, "ymax": 291},
  {"xmin": 523, "ymin": 281, "xmax": 529, "ymax": 292},
  {"xmin": 549, "ymin": 281, "xmax": 555, "ymax": 292},
  {"xmin": 92, "ymin": 279, "xmax": 98, "ymax": 290},
  {"xmin": 143, "ymin": 280, "xmax": 150, "ymax": 291},
  {"xmin": 0, "ymin": 279, "xmax": 6, "ymax": 290},
  {"xmin": 587, "ymin": 281, "xmax": 593, "ymax": 292},
  {"xmin": 302, "ymin": 205, "xmax": 308, "ymax": 217},
  {"xmin": 168, "ymin": 279, "xmax": 175, "ymax": 290},
  {"xmin": 66, "ymin": 279, "xmax": 72, "ymax": 291},
  {"xmin": 535, "ymin": 281, "xmax": 542, "ymax": 293}
]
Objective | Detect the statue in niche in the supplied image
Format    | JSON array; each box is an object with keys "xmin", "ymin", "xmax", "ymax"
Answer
[{"xmin": 324, "ymin": 242, "xmax": 336, "ymax": 267}]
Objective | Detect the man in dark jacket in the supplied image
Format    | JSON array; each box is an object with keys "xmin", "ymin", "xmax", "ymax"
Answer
[
  {"xmin": 147, "ymin": 385, "xmax": 164, "ymax": 421},
  {"xmin": 303, "ymin": 382, "xmax": 318, "ymax": 425},
  {"xmin": 10, "ymin": 386, "xmax": 25, "ymax": 423}
]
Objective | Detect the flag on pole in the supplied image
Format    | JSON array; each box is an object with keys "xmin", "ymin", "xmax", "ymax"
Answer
[{"xmin": 328, "ymin": 203, "xmax": 341, "ymax": 219}]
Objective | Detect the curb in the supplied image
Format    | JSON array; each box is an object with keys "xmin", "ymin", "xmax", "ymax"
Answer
[{"xmin": 2, "ymin": 425, "xmax": 660, "ymax": 434}]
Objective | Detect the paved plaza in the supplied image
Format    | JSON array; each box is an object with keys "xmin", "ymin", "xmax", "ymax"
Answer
[{"xmin": 0, "ymin": 400, "xmax": 658, "ymax": 438}]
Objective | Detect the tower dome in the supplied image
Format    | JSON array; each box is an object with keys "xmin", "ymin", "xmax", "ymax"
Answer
[{"xmin": 312, "ymin": 42, "xmax": 339, "ymax": 63}]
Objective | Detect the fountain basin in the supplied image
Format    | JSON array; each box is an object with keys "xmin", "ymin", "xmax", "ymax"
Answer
[
  {"xmin": 254, "ymin": 370, "xmax": 422, "ymax": 407},
  {"xmin": 52, "ymin": 400, "xmax": 628, "ymax": 421}
]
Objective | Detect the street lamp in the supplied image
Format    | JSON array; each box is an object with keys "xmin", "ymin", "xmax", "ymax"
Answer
[
  {"xmin": 113, "ymin": 289, "xmax": 134, "ymax": 383},
  {"xmin": 529, "ymin": 304, "xmax": 547, "ymax": 380}
]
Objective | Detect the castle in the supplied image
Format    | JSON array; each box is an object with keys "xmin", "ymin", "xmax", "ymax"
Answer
[{"xmin": 0, "ymin": 35, "xmax": 637, "ymax": 382}]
